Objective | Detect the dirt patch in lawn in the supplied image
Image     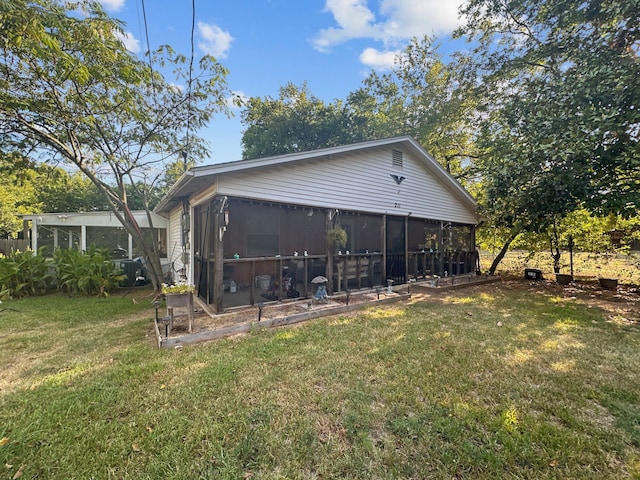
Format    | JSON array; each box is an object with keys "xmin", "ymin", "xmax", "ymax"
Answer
[
  {"xmin": 167, "ymin": 291, "xmax": 389, "ymax": 336},
  {"xmin": 165, "ymin": 276, "xmax": 640, "ymax": 340}
]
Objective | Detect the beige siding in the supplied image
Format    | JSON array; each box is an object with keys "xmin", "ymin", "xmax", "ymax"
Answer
[{"xmin": 217, "ymin": 146, "xmax": 477, "ymax": 224}]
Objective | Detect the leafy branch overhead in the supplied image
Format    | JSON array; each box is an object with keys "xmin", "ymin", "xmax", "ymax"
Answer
[
  {"xmin": 456, "ymin": 0, "xmax": 640, "ymax": 223},
  {"xmin": 0, "ymin": 0, "xmax": 231, "ymax": 288}
]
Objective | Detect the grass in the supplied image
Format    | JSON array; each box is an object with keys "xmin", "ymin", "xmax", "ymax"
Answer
[{"xmin": 1, "ymin": 285, "xmax": 639, "ymax": 479}]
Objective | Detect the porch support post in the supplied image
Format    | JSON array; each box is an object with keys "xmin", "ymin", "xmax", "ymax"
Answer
[
  {"xmin": 381, "ymin": 214, "xmax": 387, "ymax": 283},
  {"xmin": 32, "ymin": 219, "xmax": 38, "ymax": 252},
  {"xmin": 438, "ymin": 221, "xmax": 445, "ymax": 276},
  {"xmin": 212, "ymin": 197, "xmax": 225, "ymax": 314},
  {"xmin": 471, "ymin": 224, "xmax": 479, "ymax": 274},
  {"xmin": 128, "ymin": 233, "xmax": 133, "ymax": 259},
  {"xmin": 80, "ymin": 225, "xmax": 87, "ymax": 252},
  {"xmin": 53, "ymin": 227, "xmax": 59, "ymax": 250},
  {"xmin": 404, "ymin": 216, "xmax": 409, "ymax": 283},
  {"xmin": 325, "ymin": 209, "xmax": 333, "ymax": 295}
]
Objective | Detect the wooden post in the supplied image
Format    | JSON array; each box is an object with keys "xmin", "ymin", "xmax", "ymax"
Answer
[
  {"xmin": 213, "ymin": 197, "xmax": 224, "ymax": 314},
  {"xmin": 342, "ymin": 255, "xmax": 348, "ymax": 292},
  {"xmin": 381, "ymin": 214, "xmax": 387, "ymax": 284},
  {"xmin": 277, "ymin": 257, "xmax": 283, "ymax": 300},
  {"xmin": 250, "ymin": 260, "xmax": 256, "ymax": 305},
  {"xmin": 438, "ymin": 221, "xmax": 445, "ymax": 276},
  {"xmin": 404, "ymin": 216, "xmax": 409, "ymax": 283},
  {"xmin": 325, "ymin": 209, "xmax": 334, "ymax": 295},
  {"xmin": 303, "ymin": 257, "xmax": 309, "ymax": 298}
]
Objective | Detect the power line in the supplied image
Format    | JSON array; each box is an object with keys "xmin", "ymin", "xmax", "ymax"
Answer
[
  {"xmin": 184, "ymin": 0, "xmax": 196, "ymax": 171},
  {"xmin": 139, "ymin": 0, "xmax": 157, "ymax": 98}
]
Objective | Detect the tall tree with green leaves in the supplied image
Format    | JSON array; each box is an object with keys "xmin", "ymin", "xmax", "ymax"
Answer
[
  {"xmin": 0, "ymin": 153, "xmax": 40, "ymax": 237},
  {"xmin": 241, "ymin": 38, "xmax": 478, "ymax": 183},
  {"xmin": 456, "ymin": 0, "xmax": 640, "ymax": 272},
  {"xmin": 0, "ymin": 0, "xmax": 230, "ymax": 287},
  {"xmin": 241, "ymin": 82, "xmax": 366, "ymax": 159},
  {"xmin": 349, "ymin": 36, "xmax": 479, "ymax": 181}
]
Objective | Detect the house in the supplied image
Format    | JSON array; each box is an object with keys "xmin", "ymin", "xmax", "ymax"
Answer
[
  {"xmin": 155, "ymin": 136, "xmax": 482, "ymax": 314},
  {"xmin": 21, "ymin": 211, "xmax": 169, "ymax": 273}
]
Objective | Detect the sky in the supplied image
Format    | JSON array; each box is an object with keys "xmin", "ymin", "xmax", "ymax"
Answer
[{"xmin": 100, "ymin": 0, "xmax": 467, "ymax": 164}]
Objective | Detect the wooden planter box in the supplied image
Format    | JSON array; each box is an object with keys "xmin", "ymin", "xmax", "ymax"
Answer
[
  {"xmin": 165, "ymin": 292, "xmax": 194, "ymax": 333},
  {"xmin": 599, "ymin": 278, "xmax": 618, "ymax": 291},
  {"xmin": 555, "ymin": 274, "xmax": 573, "ymax": 285},
  {"xmin": 166, "ymin": 292, "xmax": 193, "ymax": 308}
]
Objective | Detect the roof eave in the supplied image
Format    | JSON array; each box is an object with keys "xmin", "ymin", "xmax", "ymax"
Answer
[{"xmin": 154, "ymin": 170, "xmax": 196, "ymax": 213}]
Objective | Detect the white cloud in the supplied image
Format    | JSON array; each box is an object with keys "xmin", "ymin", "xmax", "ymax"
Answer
[
  {"xmin": 227, "ymin": 91, "xmax": 249, "ymax": 110},
  {"xmin": 379, "ymin": 0, "xmax": 462, "ymax": 40},
  {"xmin": 313, "ymin": 0, "xmax": 382, "ymax": 52},
  {"xmin": 98, "ymin": 0, "xmax": 125, "ymax": 12},
  {"xmin": 115, "ymin": 31, "xmax": 141, "ymax": 54},
  {"xmin": 197, "ymin": 22, "xmax": 234, "ymax": 58},
  {"xmin": 313, "ymin": 0, "xmax": 464, "ymax": 63},
  {"xmin": 359, "ymin": 47, "xmax": 399, "ymax": 70}
]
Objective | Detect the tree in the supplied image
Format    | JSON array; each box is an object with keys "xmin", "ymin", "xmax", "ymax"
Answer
[
  {"xmin": 0, "ymin": 0, "xmax": 230, "ymax": 287},
  {"xmin": 349, "ymin": 36, "xmax": 479, "ymax": 181},
  {"xmin": 0, "ymin": 153, "xmax": 40, "ymax": 237},
  {"xmin": 241, "ymin": 82, "xmax": 365, "ymax": 159},
  {"xmin": 241, "ymin": 38, "xmax": 478, "ymax": 182},
  {"xmin": 456, "ymin": 0, "xmax": 640, "ymax": 271}
]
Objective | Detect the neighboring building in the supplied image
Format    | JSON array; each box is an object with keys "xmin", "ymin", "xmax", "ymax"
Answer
[
  {"xmin": 155, "ymin": 136, "xmax": 482, "ymax": 313},
  {"xmin": 21, "ymin": 211, "xmax": 168, "ymax": 261}
]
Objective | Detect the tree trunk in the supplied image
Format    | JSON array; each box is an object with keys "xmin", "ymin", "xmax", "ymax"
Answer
[{"xmin": 488, "ymin": 228, "xmax": 521, "ymax": 275}]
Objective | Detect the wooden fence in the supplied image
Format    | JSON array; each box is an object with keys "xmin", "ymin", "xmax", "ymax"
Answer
[{"xmin": 0, "ymin": 239, "xmax": 30, "ymax": 255}]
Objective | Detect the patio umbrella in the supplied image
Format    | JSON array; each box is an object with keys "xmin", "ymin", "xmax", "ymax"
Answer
[{"xmin": 311, "ymin": 275, "xmax": 328, "ymax": 284}]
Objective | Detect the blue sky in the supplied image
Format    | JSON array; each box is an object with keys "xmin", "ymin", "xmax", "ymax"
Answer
[{"xmin": 100, "ymin": 0, "xmax": 466, "ymax": 163}]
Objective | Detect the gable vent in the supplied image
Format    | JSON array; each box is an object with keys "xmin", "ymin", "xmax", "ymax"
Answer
[{"xmin": 392, "ymin": 149, "xmax": 403, "ymax": 168}]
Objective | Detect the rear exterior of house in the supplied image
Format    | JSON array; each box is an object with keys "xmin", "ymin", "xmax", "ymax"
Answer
[{"xmin": 155, "ymin": 136, "xmax": 481, "ymax": 313}]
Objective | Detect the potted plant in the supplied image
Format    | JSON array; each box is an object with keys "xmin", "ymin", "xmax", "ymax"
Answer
[
  {"xmin": 162, "ymin": 282, "xmax": 195, "ymax": 333},
  {"xmin": 326, "ymin": 226, "xmax": 347, "ymax": 252},
  {"xmin": 162, "ymin": 282, "xmax": 195, "ymax": 308}
]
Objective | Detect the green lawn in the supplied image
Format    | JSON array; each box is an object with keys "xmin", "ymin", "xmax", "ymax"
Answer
[{"xmin": 1, "ymin": 284, "xmax": 639, "ymax": 479}]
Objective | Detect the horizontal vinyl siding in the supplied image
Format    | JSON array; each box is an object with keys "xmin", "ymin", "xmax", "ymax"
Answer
[
  {"xmin": 217, "ymin": 146, "xmax": 478, "ymax": 224},
  {"xmin": 167, "ymin": 206, "xmax": 184, "ymax": 273}
]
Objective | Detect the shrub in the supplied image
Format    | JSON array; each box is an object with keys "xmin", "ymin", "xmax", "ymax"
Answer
[
  {"xmin": 0, "ymin": 247, "xmax": 55, "ymax": 299},
  {"xmin": 53, "ymin": 247, "xmax": 126, "ymax": 296}
]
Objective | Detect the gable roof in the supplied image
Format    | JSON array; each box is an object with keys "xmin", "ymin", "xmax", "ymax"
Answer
[{"xmin": 155, "ymin": 136, "xmax": 477, "ymax": 216}]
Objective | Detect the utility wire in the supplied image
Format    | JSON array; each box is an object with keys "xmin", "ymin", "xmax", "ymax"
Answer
[
  {"xmin": 140, "ymin": 0, "xmax": 157, "ymax": 99},
  {"xmin": 184, "ymin": 0, "xmax": 196, "ymax": 171}
]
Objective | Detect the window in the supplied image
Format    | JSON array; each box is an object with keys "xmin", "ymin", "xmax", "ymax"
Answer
[{"xmin": 392, "ymin": 149, "xmax": 403, "ymax": 168}]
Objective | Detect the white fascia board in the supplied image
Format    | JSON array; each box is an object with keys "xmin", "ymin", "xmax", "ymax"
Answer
[{"xmin": 21, "ymin": 211, "xmax": 168, "ymax": 228}]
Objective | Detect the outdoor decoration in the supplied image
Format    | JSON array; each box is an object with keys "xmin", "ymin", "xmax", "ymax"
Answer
[
  {"xmin": 326, "ymin": 226, "xmax": 347, "ymax": 251},
  {"xmin": 311, "ymin": 275, "xmax": 329, "ymax": 303},
  {"xmin": 162, "ymin": 283, "xmax": 195, "ymax": 333}
]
